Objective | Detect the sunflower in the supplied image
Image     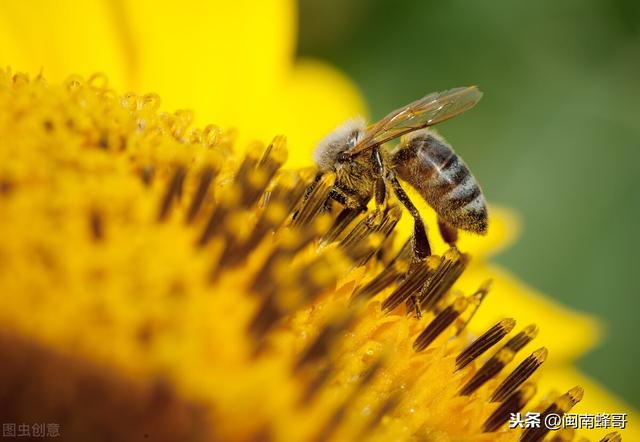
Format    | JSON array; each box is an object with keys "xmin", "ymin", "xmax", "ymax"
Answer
[{"xmin": 0, "ymin": 1, "xmax": 636, "ymax": 441}]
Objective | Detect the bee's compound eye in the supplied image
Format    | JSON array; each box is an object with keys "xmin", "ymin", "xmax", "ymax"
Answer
[{"xmin": 336, "ymin": 152, "xmax": 350, "ymax": 163}]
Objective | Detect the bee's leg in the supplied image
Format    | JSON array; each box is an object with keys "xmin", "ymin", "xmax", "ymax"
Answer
[
  {"xmin": 371, "ymin": 146, "xmax": 387, "ymax": 210},
  {"xmin": 437, "ymin": 218, "xmax": 458, "ymax": 248},
  {"xmin": 407, "ymin": 294, "xmax": 423, "ymax": 319},
  {"xmin": 329, "ymin": 187, "xmax": 367, "ymax": 212},
  {"xmin": 388, "ymin": 172, "xmax": 431, "ymax": 260}
]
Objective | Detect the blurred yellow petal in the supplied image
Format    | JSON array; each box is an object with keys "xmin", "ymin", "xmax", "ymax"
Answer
[
  {"xmin": 540, "ymin": 366, "xmax": 640, "ymax": 441},
  {"xmin": 457, "ymin": 205, "xmax": 521, "ymax": 258},
  {"xmin": 459, "ymin": 263, "xmax": 601, "ymax": 364},
  {"xmin": 118, "ymin": 0, "xmax": 292, "ymax": 127},
  {"xmin": 112, "ymin": 1, "xmax": 365, "ymax": 163},
  {"xmin": 0, "ymin": 0, "xmax": 127, "ymax": 88},
  {"xmin": 279, "ymin": 59, "xmax": 368, "ymax": 167}
]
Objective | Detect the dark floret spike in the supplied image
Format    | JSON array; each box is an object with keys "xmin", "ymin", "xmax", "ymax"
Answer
[
  {"xmin": 483, "ymin": 383, "xmax": 536, "ymax": 432},
  {"xmin": 322, "ymin": 207, "xmax": 362, "ymax": 245},
  {"xmin": 350, "ymin": 239, "xmax": 412, "ymax": 305},
  {"xmin": 459, "ymin": 347, "xmax": 514, "ymax": 396},
  {"xmin": 520, "ymin": 386, "xmax": 583, "ymax": 442},
  {"xmin": 293, "ymin": 312, "xmax": 355, "ymax": 372},
  {"xmin": 505, "ymin": 324, "xmax": 539, "ymax": 352},
  {"xmin": 600, "ymin": 432, "xmax": 622, "ymax": 442},
  {"xmin": 186, "ymin": 165, "xmax": 216, "ymax": 223},
  {"xmin": 418, "ymin": 248, "xmax": 469, "ymax": 311},
  {"xmin": 291, "ymin": 173, "xmax": 336, "ymax": 228},
  {"xmin": 158, "ymin": 165, "xmax": 187, "ymax": 221},
  {"xmin": 413, "ymin": 297, "xmax": 468, "ymax": 352},
  {"xmin": 455, "ymin": 279, "xmax": 492, "ymax": 335},
  {"xmin": 381, "ymin": 257, "xmax": 439, "ymax": 314},
  {"xmin": 491, "ymin": 347, "xmax": 547, "ymax": 402},
  {"xmin": 456, "ymin": 318, "xmax": 515, "ymax": 371}
]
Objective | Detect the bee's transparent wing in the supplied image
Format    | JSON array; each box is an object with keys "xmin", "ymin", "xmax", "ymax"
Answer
[{"xmin": 350, "ymin": 86, "xmax": 482, "ymax": 155}]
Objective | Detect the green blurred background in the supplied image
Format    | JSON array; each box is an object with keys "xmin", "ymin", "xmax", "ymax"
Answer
[{"xmin": 298, "ymin": 0, "xmax": 640, "ymax": 407}]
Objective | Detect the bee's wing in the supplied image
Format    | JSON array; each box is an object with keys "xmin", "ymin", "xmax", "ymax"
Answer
[{"xmin": 349, "ymin": 86, "xmax": 482, "ymax": 156}]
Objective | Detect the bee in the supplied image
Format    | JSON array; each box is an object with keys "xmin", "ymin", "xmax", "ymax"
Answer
[{"xmin": 311, "ymin": 86, "xmax": 487, "ymax": 259}]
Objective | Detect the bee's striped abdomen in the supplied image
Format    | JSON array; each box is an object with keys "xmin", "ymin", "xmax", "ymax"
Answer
[{"xmin": 391, "ymin": 131, "xmax": 487, "ymax": 234}]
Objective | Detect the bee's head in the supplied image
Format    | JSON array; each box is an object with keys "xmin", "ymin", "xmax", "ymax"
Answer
[{"xmin": 312, "ymin": 117, "xmax": 366, "ymax": 171}]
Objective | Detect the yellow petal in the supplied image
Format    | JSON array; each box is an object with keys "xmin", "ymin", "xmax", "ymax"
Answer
[
  {"xmin": 457, "ymin": 205, "xmax": 520, "ymax": 258},
  {"xmin": 116, "ymin": 1, "xmax": 365, "ymax": 161},
  {"xmin": 278, "ymin": 58, "xmax": 368, "ymax": 168},
  {"xmin": 0, "ymin": 0, "xmax": 127, "ymax": 88},
  {"xmin": 118, "ymin": 0, "xmax": 293, "ymax": 133},
  {"xmin": 458, "ymin": 263, "xmax": 601, "ymax": 363},
  {"xmin": 539, "ymin": 366, "xmax": 640, "ymax": 441}
]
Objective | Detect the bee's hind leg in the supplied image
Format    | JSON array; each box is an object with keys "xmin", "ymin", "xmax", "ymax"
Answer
[
  {"xmin": 437, "ymin": 218, "xmax": 458, "ymax": 248},
  {"xmin": 388, "ymin": 172, "xmax": 431, "ymax": 260}
]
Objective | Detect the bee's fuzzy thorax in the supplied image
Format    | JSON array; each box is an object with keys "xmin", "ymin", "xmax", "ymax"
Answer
[{"xmin": 313, "ymin": 117, "xmax": 366, "ymax": 171}]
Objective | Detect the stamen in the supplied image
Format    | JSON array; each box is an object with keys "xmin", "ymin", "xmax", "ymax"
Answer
[
  {"xmin": 322, "ymin": 208, "xmax": 362, "ymax": 245},
  {"xmin": 197, "ymin": 197, "xmax": 232, "ymax": 246},
  {"xmin": 199, "ymin": 141, "xmax": 288, "ymax": 247},
  {"xmin": 505, "ymin": 324, "xmax": 539, "ymax": 352},
  {"xmin": 293, "ymin": 312, "xmax": 355, "ymax": 372},
  {"xmin": 139, "ymin": 165, "xmax": 155, "ymax": 186},
  {"xmin": 350, "ymin": 239, "xmax": 411, "ymax": 305},
  {"xmin": 158, "ymin": 165, "xmax": 186, "ymax": 221},
  {"xmin": 490, "ymin": 347, "xmax": 547, "ymax": 402},
  {"xmin": 258, "ymin": 135, "xmax": 288, "ymax": 173},
  {"xmin": 600, "ymin": 432, "xmax": 622, "ymax": 442},
  {"xmin": 413, "ymin": 297, "xmax": 468, "ymax": 352},
  {"xmin": 241, "ymin": 137, "xmax": 287, "ymax": 207},
  {"xmin": 250, "ymin": 247, "xmax": 347, "ymax": 336},
  {"xmin": 249, "ymin": 218, "xmax": 333, "ymax": 296},
  {"xmin": 89, "ymin": 209, "xmax": 104, "ymax": 242},
  {"xmin": 455, "ymin": 279, "xmax": 492, "ymax": 334},
  {"xmin": 185, "ymin": 165, "xmax": 216, "ymax": 223},
  {"xmin": 520, "ymin": 386, "xmax": 583, "ymax": 442},
  {"xmin": 417, "ymin": 248, "xmax": 469, "ymax": 311},
  {"xmin": 548, "ymin": 428, "xmax": 576, "ymax": 442},
  {"xmin": 459, "ymin": 346, "xmax": 515, "ymax": 396},
  {"xmin": 248, "ymin": 294, "xmax": 282, "ymax": 338},
  {"xmin": 382, "ymin": 256, "xmax": 439, "ymax": 314},
  {"xmin": 456, "ymin": 318, "xmax": 515, "ymax": 371},
  {"xmin": 340, "ymin": 206, "xmax": 401, "ymax": 264},
  {"xmin": 267, "ymin": 171, "xmax": 310, "ymax": 218},
  {"xmin": 298, "ymin": 364, "xmax": 333, "ymax": 407},
  {"xmin": 233, "ymin": 142, "xmax": 263, "ymax": 188},
  {"xmin": 482, "ymin": 383, "xmax": 536, "ymax": 432},
  {"xmin": 290, "ymin": 173, "xmax": 335, "ymax": 228}
]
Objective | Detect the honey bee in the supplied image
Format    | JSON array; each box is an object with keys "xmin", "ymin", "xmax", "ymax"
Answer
[{"xmin": 311, "ymin": 86, "xmax": 487, "ymax": 259}]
